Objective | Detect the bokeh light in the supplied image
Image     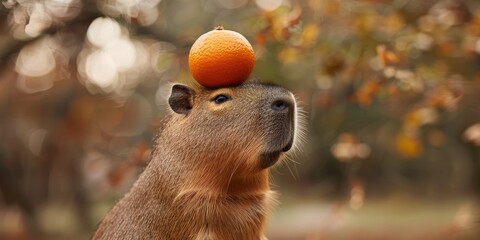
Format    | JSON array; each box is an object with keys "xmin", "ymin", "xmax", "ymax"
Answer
[
  {"xmin": 464, "ymin": 123, "xmax": 480, "ymax": 146},
  {"xmin": 15, "ymin": 40, "xmax": 56, "ymax": 77},
  {"xmin": 85, "ymin": 50, "xmax": 119, "ymax": 90},
  {"xmin": 87, "ymin": 18, "xmax": 122, "ymax": 48},
  {"xmin": 331, "ymin": 133, "xmax": 371, "ymax": 162},
  {"xmin": 44, "ymin": 0, "xmax": 82, "ymax": 20},
  {"xmin": 104, "ymin": 38, "xmax": 137, "ymax": 71},
  {"xmin": 255, "ymin": 0, "xmax": 284, "ymax": 12},
  {"xmin": 24, "ymin": 3, "xmax": 52, "ymax": 37}
]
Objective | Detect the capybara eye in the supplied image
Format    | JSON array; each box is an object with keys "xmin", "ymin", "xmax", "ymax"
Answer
[{"xmin": 212, "ymin": 94, "xmax": 231, "ymax": 104}]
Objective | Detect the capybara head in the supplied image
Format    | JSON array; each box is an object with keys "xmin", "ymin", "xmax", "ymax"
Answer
[{"xmin": 167, "ymin": 82, "xmax": 297, "ymax": 177}]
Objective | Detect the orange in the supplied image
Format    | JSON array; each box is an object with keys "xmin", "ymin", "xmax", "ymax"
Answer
[{"xmin": 188, "ymin": 26, "xmax": 255, "ymax": 88}]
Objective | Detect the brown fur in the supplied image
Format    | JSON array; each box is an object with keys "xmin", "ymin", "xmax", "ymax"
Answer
[{"xmin": 92, "ymin": 82, "xmax": 297, "ymax": 240}]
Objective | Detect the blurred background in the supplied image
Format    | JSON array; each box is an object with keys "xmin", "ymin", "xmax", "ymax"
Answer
[{"xmin": 0, "ymin": 0, "xmax": 479, "ymax": 239}]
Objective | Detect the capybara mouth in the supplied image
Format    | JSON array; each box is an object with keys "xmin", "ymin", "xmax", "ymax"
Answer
[
  {"xmin": 282, "ymin": 135, "xmax": 294, "ymax": 152},
  {"xmin": 259, "ymin": 151, "xmax": 282, "ymax": 169},
  {"xmin": 260, "ymin": 131, "xmax": 294, "ymax": 169}
]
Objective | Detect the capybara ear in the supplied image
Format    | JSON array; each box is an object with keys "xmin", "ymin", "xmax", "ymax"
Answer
[{"xmin": 169, "ymin": 84, "xmax": 195, "ymax": 115}]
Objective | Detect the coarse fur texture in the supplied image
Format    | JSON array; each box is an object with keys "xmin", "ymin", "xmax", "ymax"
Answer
[{"xmin": 92, "ymin": 82, "xmax": 298, "ymax": 240}]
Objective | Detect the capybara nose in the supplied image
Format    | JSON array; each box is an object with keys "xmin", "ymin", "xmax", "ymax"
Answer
[{"xmin": 271, "ymin": 98, "xmax": 293, "ymax": 112}]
